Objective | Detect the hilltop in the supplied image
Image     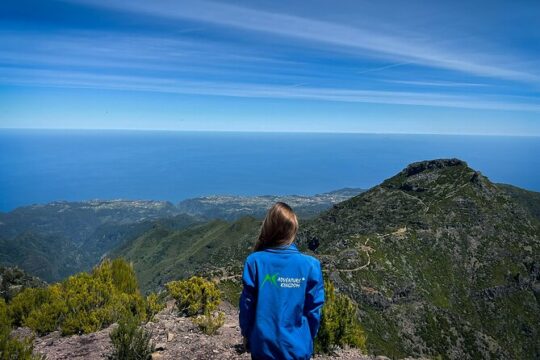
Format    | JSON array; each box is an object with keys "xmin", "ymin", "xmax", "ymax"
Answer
[{"xmin": 297, "ymin": 159, "xmax": 540, "ymax": 359}]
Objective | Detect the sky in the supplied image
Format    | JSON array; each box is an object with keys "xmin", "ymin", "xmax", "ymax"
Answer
[{"xmin": 0, "ymin": 0, "xmax": 539, "ymax": 135}]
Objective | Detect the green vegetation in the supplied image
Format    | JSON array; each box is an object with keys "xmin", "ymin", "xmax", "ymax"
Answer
[
  {"xmin": 315, "ymin": 279, "xmax": 367, "ymax": 354},
  {"xmin": 108, "ymin": 313, "xmax": 154, "ymax": 360},
  {"xmin": 7, "ymin": 259, "xmax": 149, "ymax": 336},
  {"xmin": 217, "ymin": 279, "xmax": 242, "ymax": 306},
  {"xmin": 166, "ymin": 276, "xmax": 221, "ymax": 316},
  {"xmin": 112, "ymin": 217, "xmax": 260, "ymax": 292},
  {"xmin": 0, "ymin": 200, "xmax": 198, "ymax": 282},
  {"xmin": 497, "ymin": 183, "xmax": 540, "ymax": 222},
  {"xmin": 166, "ymin": 276, "xmax": 225, "ymax": 335},
  {"xmin": 145, "ymin": 293, "xmax": 165, "ymax": 322},
  {"xmin": 192, "ymin": 310, "xmax": 226, "ymax": 335},
  {"xmin": 0, "ymin": 298, "xmax": 44, "ymax": 360}
]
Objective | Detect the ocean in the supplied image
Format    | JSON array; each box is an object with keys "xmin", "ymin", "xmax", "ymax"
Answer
[{"xmin": 1, "ymin": 129, "xmax": 539, "ymax": 211}]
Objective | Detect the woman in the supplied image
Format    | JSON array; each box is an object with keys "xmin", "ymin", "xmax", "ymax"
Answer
[{"xmin": 239, "ymin": 202, "xmax": 325, "ymax": 360}]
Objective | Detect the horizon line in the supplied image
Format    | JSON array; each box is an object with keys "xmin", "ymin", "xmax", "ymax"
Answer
[{"xmin": 1, "ymin": 127, "xmax": 540, "ymax": 138}]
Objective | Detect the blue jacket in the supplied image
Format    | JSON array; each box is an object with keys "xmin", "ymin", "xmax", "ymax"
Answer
[{"xmin": 239, "ymin": 242, "xmax": 325, "ymax": 360}]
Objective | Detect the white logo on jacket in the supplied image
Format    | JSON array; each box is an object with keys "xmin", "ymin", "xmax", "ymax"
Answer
[{"xmin": 277, "ymin": 276, "xmax": 306, "ymax": 288}]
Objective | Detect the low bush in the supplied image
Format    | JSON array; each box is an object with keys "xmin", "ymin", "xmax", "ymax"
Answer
[
  {"xmin": 314, "ymin": 279, "xmax": 367, "ymax": 354},
  {"xmin": 145, "ymin": 293, "xmax": 165, "ymax": 322},
  {"xmin": 108, "ymin": 314, "xmax": 154, "ymax": 360},
  {"xmin": 0, "ymin": 298, "xmax": 44, "ymax": 360},
  {"xmin": 166, "ymin": 277, "xmax": 220, "ymax": 316},
  {"xmin": 8, "ymin": 287, "xmax": 54, "ymax": 329},
  {"xmin": 192, "ymin": 310, "xmax": 225, "ymax": 335}
]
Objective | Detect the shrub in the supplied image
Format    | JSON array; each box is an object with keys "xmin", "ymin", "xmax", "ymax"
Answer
[
  {"xmin": 314, "ymin": 279, "xmax": 367, "ymax": 354},
  {"xmin": 192, "ymin": 310, "xmax": 225, "ymax": 335},
  {"xmin": 24, "ymin": 285, "xmax": 66, "ymax": 335},
  {"xmin": 0, "ymin": 298, "xmax": 44, "ymax": 360},
  {"xmin": 60, "ymin": 260, "xmax": 146, "ymax": 335},
  {"xmin": 110, "ymin": 259, "xmax": 139, "ymax": 295},
  {"xmin": 108, "ymin": 314, "xmax": 154, "ymax": 360},
  {"xmin": 8, "ymin": 287, "xmax": 52, "ymax": 328},
  {"xmin": 6, "ymin": 259, "xmax": 147, "ymax": 336},
  {"xmin": 145, "ymin": 293, "xmax": 164, "ymax": 322},
  {"xmin": 0, "ymin": 298, "xmax": 10, "ymax": 329},
  {"xmin": 0, "ymin": 328, "xmax": 44, "ymax": 360},
  {"xmin": 166, "ymin": 277, "xmax": 221, "ymax": 316}
]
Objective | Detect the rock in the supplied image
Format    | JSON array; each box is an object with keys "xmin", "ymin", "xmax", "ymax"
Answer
[
  {"xmin": 401, "ymin": 158, "xmax": 466, "ymax": 177},
  {"xmin": 33, "ymin": 326, "xmax": 113, "ymax": 360},
  {"xmin": 167, "ymin": 331, "xmax": 174, "ymax": 342}
]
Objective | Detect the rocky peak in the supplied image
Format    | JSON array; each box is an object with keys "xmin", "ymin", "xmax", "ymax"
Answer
[
  {"xmin": 400, "ymin": 158, "xmax": 467, "ymax": 177},
  {"xmin": 379, "ymin": 158, "xmax": 494, "ymax": 198}
]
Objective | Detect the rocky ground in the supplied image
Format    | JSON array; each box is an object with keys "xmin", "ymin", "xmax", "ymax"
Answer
[{"xmin": 20, "ymin": 301, "xmax": 423, "ymax": 360}]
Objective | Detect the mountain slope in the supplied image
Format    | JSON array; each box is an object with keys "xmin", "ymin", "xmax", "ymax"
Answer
[
  {"xmin": 0, "ymin": 200, "xmax": 200, "ymax": 281},
  {"xmin": 0, "ymin": 189, "xmax": 361, "ymax": 282},
  {"xmin": 111, "ymin": 216, "xmax": 261, "ymax": 291},
  {"xmin": 497, "ymin": 183, "xmax": 540, "ymax": 222},
  {"xmin": 297, "ymin": 159, "xmax": 540, "ymax": 359}
]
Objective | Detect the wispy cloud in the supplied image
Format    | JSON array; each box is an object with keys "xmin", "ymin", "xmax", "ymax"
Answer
[
  {"xmin": 0, "ymin": 31, "xmax": 308, "ymax": 82},
  {"xmin": 1, "ymin": 5, "xmax": 538, "ymax": 117},
  {"xmin": 2, "ymin": 67, "xmax": 539, "ymax": 112},
  {"xmin": 356, "ymin": 62, "xmax": 412, "ymax": 75},
  {"xmin": 66, "ymin": 0, "xmax": 540, "ymax": 83},
  {"xmin": 382, "ymin": 80, "xmax": 488, "ymax": 87}
]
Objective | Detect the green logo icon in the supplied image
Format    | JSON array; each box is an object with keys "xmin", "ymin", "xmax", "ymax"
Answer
[{"xmin": 261, "ymin": 273, "xmax": 279, "ymax": 288}]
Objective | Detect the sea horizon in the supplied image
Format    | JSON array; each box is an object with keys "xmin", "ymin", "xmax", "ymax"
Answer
[
  {"xmin": 2, "ymin": 127, "xmax": 540, "ymax": 138},
  {"xmin": 1, "ymin": 128, "xmax": 539, "ymax": 212}
]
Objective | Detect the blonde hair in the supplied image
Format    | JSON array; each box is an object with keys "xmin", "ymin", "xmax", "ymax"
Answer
[{"xmin": 254, "ymin": 202, "xmax": 299, "ymax": 251}]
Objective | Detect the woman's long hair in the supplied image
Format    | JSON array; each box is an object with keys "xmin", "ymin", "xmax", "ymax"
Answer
[{"xmin": 254, "ymin": 202, "xmax": 299, "ymax": 251}]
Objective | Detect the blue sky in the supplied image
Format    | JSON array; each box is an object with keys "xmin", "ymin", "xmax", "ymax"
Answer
[{"xmin": 0, "ymin": 0, "xmax": 539, "ymax": 135}]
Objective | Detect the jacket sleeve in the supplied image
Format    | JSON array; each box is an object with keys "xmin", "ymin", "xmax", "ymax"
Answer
[
  {"xmin": 239, "ymin": 258, "xmax": 257, "ymax": 337},
  {"xmin": 305, "ymin": 260, "xmax": 325, "ymax": 339}
]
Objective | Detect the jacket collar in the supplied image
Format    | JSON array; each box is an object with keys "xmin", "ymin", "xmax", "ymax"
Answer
[{"xmin": 263, "ymin": 242, "xmax": 299, "ymax": 253}]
